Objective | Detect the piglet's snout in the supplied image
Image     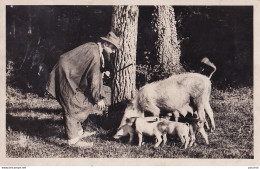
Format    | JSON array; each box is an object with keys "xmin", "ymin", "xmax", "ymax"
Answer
[{"xmin": 113, "ymin": 129, "xmax": 123, "ymax": 139}]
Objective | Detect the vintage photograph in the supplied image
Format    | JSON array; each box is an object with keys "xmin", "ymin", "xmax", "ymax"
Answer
[{"xmin": 5, "ymin": 5, "xmax": 254, "ymax": 161}]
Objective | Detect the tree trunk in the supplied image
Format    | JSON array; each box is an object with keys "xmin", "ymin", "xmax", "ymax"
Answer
[
  {"xmin": 152, "ymin": 6, "xmax": 182, "ymax": 74},
  {"xmin": 111, "ymin": 6, "xmax": 139, "ymax": 104}
]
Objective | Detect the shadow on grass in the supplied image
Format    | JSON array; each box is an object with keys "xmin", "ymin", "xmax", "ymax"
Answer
[
  {"xmin": 6, "ymin": 100, "xmax": 129, "ymax": 149},
  {"xmin": 6, "ymin": 107, "xmax": 62, "ymax": 115},
  {"xmin": 6, "ymin": 111, "xmax": 118, "ymax": 147},
  {"xmin": 6, "ymin": 113, "xmax": 65, "ymax": 140},
  {"xmin": 83, "ymin": 114, "xmax": 122, "ymax": 142}
]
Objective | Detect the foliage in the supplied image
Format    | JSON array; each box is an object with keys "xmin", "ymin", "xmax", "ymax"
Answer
[
  {"xmin": 136, "ymin": 64, "xmax": 187, "ymax": 89},
  {"xmin": 174, "ymin": 6, "xmax": 253, "ymax": 87}
]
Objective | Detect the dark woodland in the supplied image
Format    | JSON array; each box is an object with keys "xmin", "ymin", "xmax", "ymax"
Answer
[{"xmin": 6, "ymin": 6, "xmax": 253, "ymax": 95}]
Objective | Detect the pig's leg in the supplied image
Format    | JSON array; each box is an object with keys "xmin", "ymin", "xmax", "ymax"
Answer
[
  {"xmin": 186, "ymin": 104, "xmax": 194, "ymax": 116},
  {"xmin": 145, "ymin": 105, "xmax": 160, "ymax": 117},
  {"xmin": 137, "ymin": 132, "xmax": 143, "ymax": 146},
  {"xmin": 197, "ymin": 104, "xmax": 210, "ymax": 129},
  {"xmin": 205, "ymin": 120, "xmax": 210, "ymax": 130},
  {"xmin": 189, "ymin": 125, "xmax": 196, "ymax": 147},
  {"xmin": 205, "ymin": 102, "xmax": 215, "ymax": 131},
  {"xmin": 198, "ymin": 127, "xmax": 209, "ymax": 145}
]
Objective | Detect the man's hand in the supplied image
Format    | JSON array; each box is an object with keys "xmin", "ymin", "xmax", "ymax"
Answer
[
  {"xmin": 102, "ymin": 71, "xmax": 110, "ymax": 79},
  {"xmin": 97, "ymin": 99, "xmax": 105, "ymax": 110}
]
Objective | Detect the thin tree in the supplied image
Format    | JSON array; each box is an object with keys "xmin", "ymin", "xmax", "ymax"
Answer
[
  {"xmin": 111, "ymin": 6, "xmax": 139, "ymax": 104},
  {"xmin": 152, "ymin": 6, "xmax": 182, "ymax": 74}
]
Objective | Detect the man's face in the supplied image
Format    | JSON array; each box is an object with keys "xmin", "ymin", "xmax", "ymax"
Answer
[
  {"xmin": 103, "ymin": 42, "xmax": 116, "ymax": 55},
  {"xmin": 103, "ymin": 42, "xmax": 116, "ymax": 63}
]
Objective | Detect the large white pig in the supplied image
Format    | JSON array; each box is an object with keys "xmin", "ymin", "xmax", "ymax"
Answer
[{"xmin": 118, "ymin": 73, "xmax": 215, "ymax": 133}]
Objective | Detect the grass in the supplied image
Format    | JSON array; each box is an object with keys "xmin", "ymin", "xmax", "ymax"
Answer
[{"xmin": 6, "ymin": 85, "xmax": 253, "ymax": 158}]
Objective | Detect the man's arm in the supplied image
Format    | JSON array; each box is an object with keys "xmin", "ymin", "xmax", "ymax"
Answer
[{"xmin": 88, "ymin": 59, "xmax": 106, "ymax": 110}]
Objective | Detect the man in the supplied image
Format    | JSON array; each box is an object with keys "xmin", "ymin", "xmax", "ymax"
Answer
[{"xmin": 46, "ymin": 32, "xmax": 120, "ymax": 148}]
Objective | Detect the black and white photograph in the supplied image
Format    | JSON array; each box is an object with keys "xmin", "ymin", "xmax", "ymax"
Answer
[{"xmin": 1, "ymin": 0, "xmax": 259, "ymax": 166}]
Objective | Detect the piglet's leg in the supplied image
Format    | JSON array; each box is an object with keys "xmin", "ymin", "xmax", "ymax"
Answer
[
  {"xmin": 184, "ymin": 134, "xmax": 190, "ymax": 149},
  {"xmin": 128, "ymin": 133, "xmax": 134, "ymax": 144},
  {"xmin": 162, "ymin": 133, "xmax": 167, "ymax": 146},
  {"xmin": 189, "ymin": 133, "xmax": 196, "ymax": 147},
  {"xmin": 178, "ymin": 133, "xmax": 186, "ymax": 145},
  {"xmin": 137, "ymin": 132, "xmax": 143, "ymax": 147},
  {"xmin": 154, "ymin": 132, "xmax": 162, "ymax": 147}
]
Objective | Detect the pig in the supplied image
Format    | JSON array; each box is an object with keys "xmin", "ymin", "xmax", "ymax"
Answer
[
  {"xmin": 119, "ymin": 73, "xmax": 215, "ymax": 134},
  {"xmin": 113, "ymin": 124, "xmax": 135, "ymax": 144},
  {"xmin": 135, "ymin": 117, "xmax": 169, "ymax": 147}
]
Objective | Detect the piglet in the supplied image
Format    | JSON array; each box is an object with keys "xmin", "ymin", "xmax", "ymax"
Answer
[
  {"xmin": 114, "ymin": 117, "xmax": 168, "ymax": 147},
  {"xmin": 178, "ymin": 116, "xmax": 209, "ymax": 146},
  {"xmin": 113, "ymin": 124, "xmax": 135, "ymax": 144},
  {"xmin": 162, "ymin": 120, "xmax": 190, "ymax": 149},
  {"xmin": 134, "ymin": 117, "xmax": 168, "ymax": 147}
]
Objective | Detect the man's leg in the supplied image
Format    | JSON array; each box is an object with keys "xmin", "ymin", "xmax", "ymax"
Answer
[
  {"xmin": 76, "ymin": 121, "xmax": 96, "ymax": 138},
  {"xmin": 75, "ymin": 110, "xmax": 96, "ymax": 138},
  {"xmin": 65, "ymin": 114, "xmax": 93, "ymax": 148}
]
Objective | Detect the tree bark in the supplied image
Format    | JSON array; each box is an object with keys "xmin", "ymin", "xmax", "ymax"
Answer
[
  {"xmin": 152, "ymin": 6, "xmax": 182, "ymax": 74},
  {"xmin": 111, "ymin": 6, "xmax": 139, "ymax": 104}
]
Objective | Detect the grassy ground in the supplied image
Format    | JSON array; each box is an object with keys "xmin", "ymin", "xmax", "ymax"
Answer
[{"xmin": 6, "ymin": 85, "xmax": 253, "ymax": 158}]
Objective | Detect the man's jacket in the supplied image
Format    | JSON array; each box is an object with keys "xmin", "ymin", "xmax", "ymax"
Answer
[{"xmin": 46, "ymin": 42, "xmax": 106, "ymax": 121}]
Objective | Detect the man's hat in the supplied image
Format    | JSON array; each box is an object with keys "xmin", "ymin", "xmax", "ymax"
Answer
[{"xmin": 101, "ymin": 32, "xmax": 120, "ymax": 49}]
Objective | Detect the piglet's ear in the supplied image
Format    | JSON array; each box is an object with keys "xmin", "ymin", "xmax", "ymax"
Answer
[
  {"xmin": 126, "ymin": 118, "xmax": 132, "ymax": 124},
  {"xmin": 126, "ymin": 117, "xmax": 137, "ymax": 126},
  {"xmin": 126, "ymin": 118, "xmax": 133, "ymax": 126},
  {"xmin": 124, "ymin": 98, "xmax": 133, "ymax": 106},
  {"xmin": 124, "ymin": 99, "xmax": 131, "ymax": 104}
]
